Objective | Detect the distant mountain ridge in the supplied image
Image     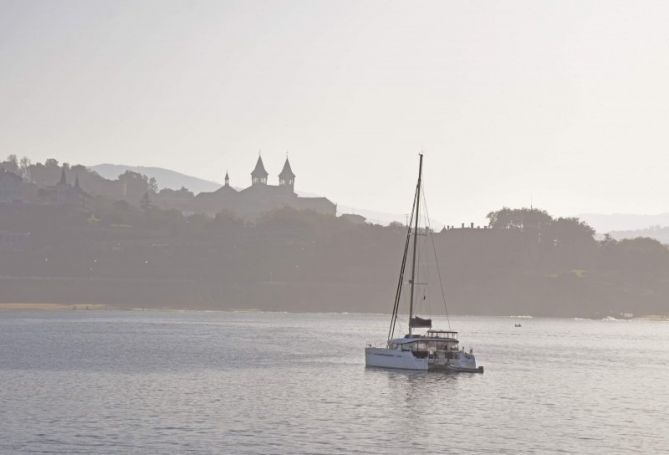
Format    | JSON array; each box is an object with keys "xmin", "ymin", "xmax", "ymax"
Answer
[
  {"xmin": 91, "ymin": 164, "xmax": 222, "ymax": 194},
  {"xmin": 608, "ymin": 226, "xmax": 669, "ymax": 244},
  {"xmin": 578, "ymin": 213, "xmax": 669, "ymax": 234}
]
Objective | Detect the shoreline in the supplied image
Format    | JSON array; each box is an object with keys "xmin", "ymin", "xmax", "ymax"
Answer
[{"xmin": 0, "ymin": 303, "xmax": 107, "ymax": 311}]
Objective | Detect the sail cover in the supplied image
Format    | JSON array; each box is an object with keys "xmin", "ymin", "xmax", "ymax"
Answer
[{"xmin": 410, "ymin": 317, "xmax": 432, "ymax": 328}]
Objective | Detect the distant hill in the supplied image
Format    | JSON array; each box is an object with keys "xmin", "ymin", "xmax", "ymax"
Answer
[
  {"xmin": 91, "ymin": 164, "xmax": 222, "ymax": 194},
  {"xmin": 608, "ymin": 226, "xmax": 669, "ymax": 244},
  {"xmin": 578, "ymin": 212, "xmax": 669, "ymax": 234}
]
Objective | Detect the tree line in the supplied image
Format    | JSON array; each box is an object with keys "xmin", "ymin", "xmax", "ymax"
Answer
[{"xmin": 1, "ymin": 156, "xmax": 668, "ymax": 317}]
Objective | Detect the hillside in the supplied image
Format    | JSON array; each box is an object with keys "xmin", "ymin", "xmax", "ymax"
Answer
[
  {"xmin": 1, "ymin": 204, "xmax": 668, "ymax": 317},
  {"xmin": 91, "ymin": 164, "xmax": 221, "ymax": 194},
  {"xmin": 609, "ymin": 226, "xmax": 669, "ymax": 244},
  {"xmin": 579, "ymin": 212, "xmax": 669, "ymax": 234}
]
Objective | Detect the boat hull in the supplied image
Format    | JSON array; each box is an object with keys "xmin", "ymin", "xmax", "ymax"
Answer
[
  {"xmin": 365, "ymin": 347, "xmax": 484, "ymax": 373},
  {"xmin": 365, "ymin": 347, "xmax": 428, "ymax": 370}
]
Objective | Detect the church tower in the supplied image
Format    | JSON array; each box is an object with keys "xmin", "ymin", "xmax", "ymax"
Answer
[
  {"xmin": 224, "ymin": 171, "xmax": 230, "ymax": 187},
  {"xmin": 278, "ymin": 158, "xmax": 295, "ymax": 191},
  {"xmin": 251, "ymin": 156, "xmax": 268, "ymax": 185}
]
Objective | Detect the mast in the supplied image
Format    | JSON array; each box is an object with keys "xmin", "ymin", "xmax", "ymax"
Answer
[
  {"xmin": 387, "ymin": 188, "xmax": 417, "ymax": 342},
  {"xmin": 408, "ymin": 153, "xmax": 423, "ymax": 335}
]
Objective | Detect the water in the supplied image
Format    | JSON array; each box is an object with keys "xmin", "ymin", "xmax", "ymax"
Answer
[{"xmin": 0, "ymin": 311, "xmax": 667, "ymax": 454}]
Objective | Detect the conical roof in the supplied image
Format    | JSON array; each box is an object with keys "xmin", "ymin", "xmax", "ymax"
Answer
[
  {"xmin": 251, "ymin": 156, "xmax": 268, "ymax": 178},
  {"xmin": 279, "ymin": 158, "xmax": 295, "ymax": 179}
]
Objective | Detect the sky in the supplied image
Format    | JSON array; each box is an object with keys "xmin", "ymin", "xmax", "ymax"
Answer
[{"xmin": 2, "ymin": 0, "xmax": 669, "ymax": 226}]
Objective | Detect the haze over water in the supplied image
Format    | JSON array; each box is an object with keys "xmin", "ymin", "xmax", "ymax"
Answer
[{"xmin": 1, "ymin": 311, "xmax": 667, "ymax": 454}]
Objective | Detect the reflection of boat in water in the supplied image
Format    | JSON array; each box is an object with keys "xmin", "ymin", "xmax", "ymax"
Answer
[{"xmin": 364, "ymin": 154, "xmax": 483, "ymax": 373}]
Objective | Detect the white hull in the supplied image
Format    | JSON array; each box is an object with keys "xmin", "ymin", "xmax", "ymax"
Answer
[
  {"xmin": 365, "ymin": 347, "xmax": 429, "ymax": 370},
  {"xmin": 365, "ymin": 344, "xmax": 483, "ymax": 373}
]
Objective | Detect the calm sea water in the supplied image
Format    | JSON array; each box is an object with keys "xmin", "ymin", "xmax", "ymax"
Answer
[{"xmin": 0, "ymin": 311, "xmax": 667, "ymax": 454}]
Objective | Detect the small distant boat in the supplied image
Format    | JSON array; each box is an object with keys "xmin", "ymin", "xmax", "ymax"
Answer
[
  {"xmin": 364, "ymin": 154, "xmax": 483, "ymax": 373},
  {"xmin": 514, "ymin": 323, "xmax": 522, "ymax": 327}
]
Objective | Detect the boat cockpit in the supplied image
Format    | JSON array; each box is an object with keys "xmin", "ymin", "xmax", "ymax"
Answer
[{"xmin": 389, "ymin": 330, "xmax": 461, "ymax": 357}]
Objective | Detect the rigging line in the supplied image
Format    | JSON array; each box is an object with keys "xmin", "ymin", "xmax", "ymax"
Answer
[
  {"xmin": 418, "ymin": 210, "xmax": 434, "ymax": 319},
  {"xmin": 387, "ymin": 183, "xmax": 418, "ymax": 342},
  {"xmin": 421, "ymin": 186, "xmax": 452, "ymax": 330},
  {"xmin": 415, "ymin": 224, "xmax": 430, "ymax": 315},
  {"xmin": 420, "ymin": 233, "xmax": 435, "ymax": 319},
  {"xmin": 390, "ymin": 188, "xmax": 417, "ymax": 341}
]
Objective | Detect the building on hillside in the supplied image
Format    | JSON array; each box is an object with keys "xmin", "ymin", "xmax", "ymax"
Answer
[
  {"xmin": 38, "ymin": 168, "xmax": 91, "ymax": 207},
  {"xmin": 191, "ymin": 157, "xmax": 336, "ymax": 220},
  {"xmin": 0, "ymin": 169, "xmax": 22, "ymax": 204}
]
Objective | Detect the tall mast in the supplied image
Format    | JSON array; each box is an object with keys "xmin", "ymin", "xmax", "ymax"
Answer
[
  {"xmin": 387, "ymin": 187, "xmax": 417, "ymax": 342},
  {"xmin": 408, "ymin": 153, "xmax": 423, "ymax": 335}
]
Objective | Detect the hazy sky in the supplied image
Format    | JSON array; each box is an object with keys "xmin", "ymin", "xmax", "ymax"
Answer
[{"xmin": 2, "ymin": 0, "xmax": 669, "ymax": 225}]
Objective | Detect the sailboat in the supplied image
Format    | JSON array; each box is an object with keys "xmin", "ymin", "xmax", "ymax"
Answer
[{"xmin": 364, "ymin": 154, "xmax": 484, "ymax": 373}]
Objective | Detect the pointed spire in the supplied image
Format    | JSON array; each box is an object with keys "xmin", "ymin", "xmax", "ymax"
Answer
[
  {"xmin": 251, "ymin": 156, "xmax": 268, "ymax": 178},
  {"xmin": 279, "ymin": 158, "xmax": 295, "ymax": 180},
  {"xmin": 59, "ymin": 167, "xmax": 67, "ymax": 185},
  {"xmin": 279, "ymin": 157, "xmax": 295, "ymax": 189},
  {"xmin": 224, "ymin": 171, "xmax": 230, "ymax": 187},
  {"xmin": 251, "ymin": 156, "xmax": 268, "ymax": 185}
]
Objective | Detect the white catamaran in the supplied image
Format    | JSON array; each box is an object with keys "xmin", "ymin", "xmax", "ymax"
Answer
[{"xmin": 365, "ymin": 154, "xmax": 484, "ymax": 373}]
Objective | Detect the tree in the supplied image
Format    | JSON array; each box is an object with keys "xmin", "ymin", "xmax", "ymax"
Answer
[
  {"xmin": 213, "ymin": 210, "xmax": 243, "ymax": 230},
  {"xmin": 613, "ymin": 237, "xmax": 669, "ymax": 273},
  {"xmin": 158, "ymin": 186, "xmax": 194, "ymax": 199},
  {"xmin": 118, "ymin": 171, "xmax": 151, "ymax": 201},
  {"xmin": 4, "ymin": 154, "xmax": 19, "ymax": 173},
  {"xmin": 19, "ymin": 157, "xmax": 31, "ymax": 179},
  {"xmin": 487, "ymin": 207, "xmax": 552, "ymax": 230},
  {"xmin": 140, "ymin": 191, "xmax": 152, "ymax": 214},
  {"xmin": 549, "ymin": 217, "xmax": 596, "ymax": 246}
]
